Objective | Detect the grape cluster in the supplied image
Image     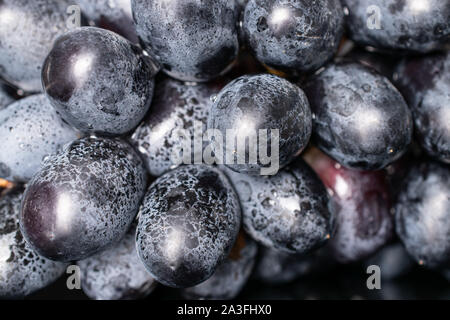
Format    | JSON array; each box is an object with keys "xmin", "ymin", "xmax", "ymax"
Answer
[{"xmin": 0, "ymin": 0, "xmax": 449, "ymax": 300}]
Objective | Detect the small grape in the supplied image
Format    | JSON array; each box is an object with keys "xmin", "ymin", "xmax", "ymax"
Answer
[
  {"xmin": 305, "ymin": 147, "xmax": 394, "ymax": 263},
  {"xmin": 136, "ymin": 165, "xmax": 241, "ymax": 288},
  {"xmin": 224, "ymin": 158, "xmax": 334, "ymax": 254},
  {"xmin": 395, "ymin": 161, "xmax": 450, "ymax": 269},
  {"xmin": 342, "ymin": 0, "xmax": 449, "ymax": 53},
  {"xmin": 0, "ymin": 0, "xmax": 82, "ymax": 92},
  {"xmin": 42, "ymin": 27, "xmax": 158, "ymax": 136},
  {"xmin": 304, "ymin": 62, "xmax": 413, "ymax": 170},
  {"xmin": 208, "ymin": 74, "xmax": 312, "ymax": 175},
  {"xmin": 394, "ymin": 52, "xmax": 450, "ymax": 164},
  {"xmin": 132, "ymin": 0, "xmax": 240, "ymax": 82},
  {"xmin": 242, "ymin": 0, "xmax": 344, "ymax": 74}
]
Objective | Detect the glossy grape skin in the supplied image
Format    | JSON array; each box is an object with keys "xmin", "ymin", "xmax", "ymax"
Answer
[
  {"xmin": 181, "ymin": 232, "xmax": 257, "ymax": 300},
  {"xmin": 304, "ymin": 62, "xmax": 413, "ymax": 171},
  {"xmin": 364, "ymin": 242, "xmax": 415, "ymax": 281},
  {"xmin": 42, "ymin": 27, "xmax": 158, "ymax": 136},
  {"xmin": 0, "ymin": 0, "xmax": 78, "ymax": 92},
  {"xmin": 0, "ymin": 94, "xmax": 79, "ymax": 182},
  {"xmin": 341, "ymin": 0, "xmax": 449, "ymax": 53},
  {"xmin": 132, "ymin": 0, "xmax": 239, "ymax": 82},
  {"xmin": 395, "ymin": 161, "xmax": 450, "ymax": 269},
  {"xmin": 0, "ymin": 83, "xmax": 16, "ymax": 110},
  {"xmin": 394, "ymin": 52, "xmax": 450, "ymax": 164},
  {"xmin": 208, "ymin": 74, "xmax": 312, "ymax": 175},
  {"xmin": 130, "ymin": 76, "xmax": 221, "ymax": 177},
  {"xmin": 254, "ymin": 245, "xmax": 335, "ymax": 285},
  {"xmin": 75, "ymin": 0, "xmax": 138, "ymax": 43},
  {"xmin": 20, "ymin": 137, "xmax": 148, "ymax": 262},
  {"xmin": 242, "ymin": 0, "xmax": 344, "ymax": 74},
  {"xmin": 77, "ymin": 226, "xmax": 157, "ymax": 300},
  {"xmin": 224, "ymin": 159, "xmax": 334, "ymax": 254},
  {"xmin": 305, "ymin": 148, "xmax": 394, "ymax": 263},
  {"xmin": 0, "ymin": 186, "xmax": 67, "ymax": 298},
  {"xmin": 136, "ymin": 165, "xmax": 241, "ymax": 288}
]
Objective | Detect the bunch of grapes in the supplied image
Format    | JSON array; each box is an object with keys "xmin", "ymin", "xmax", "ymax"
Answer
[{"xmin": 0, "ymin": 0, "xmax": 448, "ymax": 300}]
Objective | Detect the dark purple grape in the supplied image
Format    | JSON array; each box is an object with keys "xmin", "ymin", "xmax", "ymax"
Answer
[
  {"xmin": 132, "ymin": 0, "xmax": 239, "ymax": 82},
  {"xmin": 364, "ymin": 242, "xmax": 415, "ymax": 281},
  {"xmin": 395, "ymin": 161, "xmax": 450, "ymax": 269},
  {"xmin": 181, "ymin": 232, "xmax": 257, "ymax": 300},
  {"xmin": 20, "ymin": 137, "xmax": 148, "ymax": 262},
  {"xmin": 0, "ymin": 186, "xmax": 67, "ymax": 298},
  {"xmin": 305, "ymin": 148, "xmax": 394, "ymax": 263},
  {"xmin": 0, "ymin": 0, "xmax": 80, "ymax": 92},
  {"xmin": 0, "ymin": 94, "xmax": 79, "ymax": 182},
  {"xmin": 208, "ymin": 74, "xmax": 312, "ymax": 175},
  {"xmin": 224, "ymin": 159, "xmax": 333, "ymax": 254},
  {"xmin": 342, "ymin": 0, "xmax": 449, "ymax": 53},
  {"xmin": 242, "ymin": 0, "xmax": 344, "ymax": 74},
  {"xmin": 77, "ymin": 226, "xmax": 157, "ymax": 300},
  {"xmin": 254, "ymin": 245, "xmax": 335, "ymax": 285},
  {"xmin": 136, "ymin": 165, "xmax": 241, "ymax": 288},
  {"xmin": 75, "ymin": 0, "xmax": 138, "ymax": 43},
  {"xmin": 304, "ymin": 62, "xmax": 413, "ymax": 170},
  {"xmin": 394, "ymin": 52, "xmax": 450, "ymax": 164},
  {"xmin": 42, "ymin": 27, "xmax": 159, "ymax": 136},
  {"xmin": 130, "ymin": 76, "xmax": 221, "ymax": 177}
]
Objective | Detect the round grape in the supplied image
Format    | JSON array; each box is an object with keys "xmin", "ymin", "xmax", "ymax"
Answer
[
  {"xmin": 342, "ymin": 0, "xmax": 449, "ymax": 53},
  {"xmin": 242, "ymin": 0, "xmax": 344, "ymax": 74},
  {"xmin": 394, "ymin": 52, "xmax": 450, "ymax": 164},
  {"xmin": 395, "ymin": 161, "xmax": 450, "ymax": 269},
  {"xmin": 0, "ymin": 94, "xmax": 79, "ymax": 182},
  {"xmin": 20, "ymin": 137, "xmax": 148, "ymax": 262},
  {"xmin": 208, "ymin": 74, "xmax": 312, "ymax": 175},
  {"xmin": 132, "ymin": 0, "xmax": 240, "ymax": 82},
  {"xmin": 224, "ymin": 159, "xmax": 334, "ymax": 254},
  {"xmin": 42, "ymin": 27, "xmax": 158, "ymax": 136},
  {"xmin": 304, "ymin": 62, "xmax": 413, "ymax": 170},
  {"xmin": 305, "ymin": 148, "xmax": 395, "ymax": 263}
]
